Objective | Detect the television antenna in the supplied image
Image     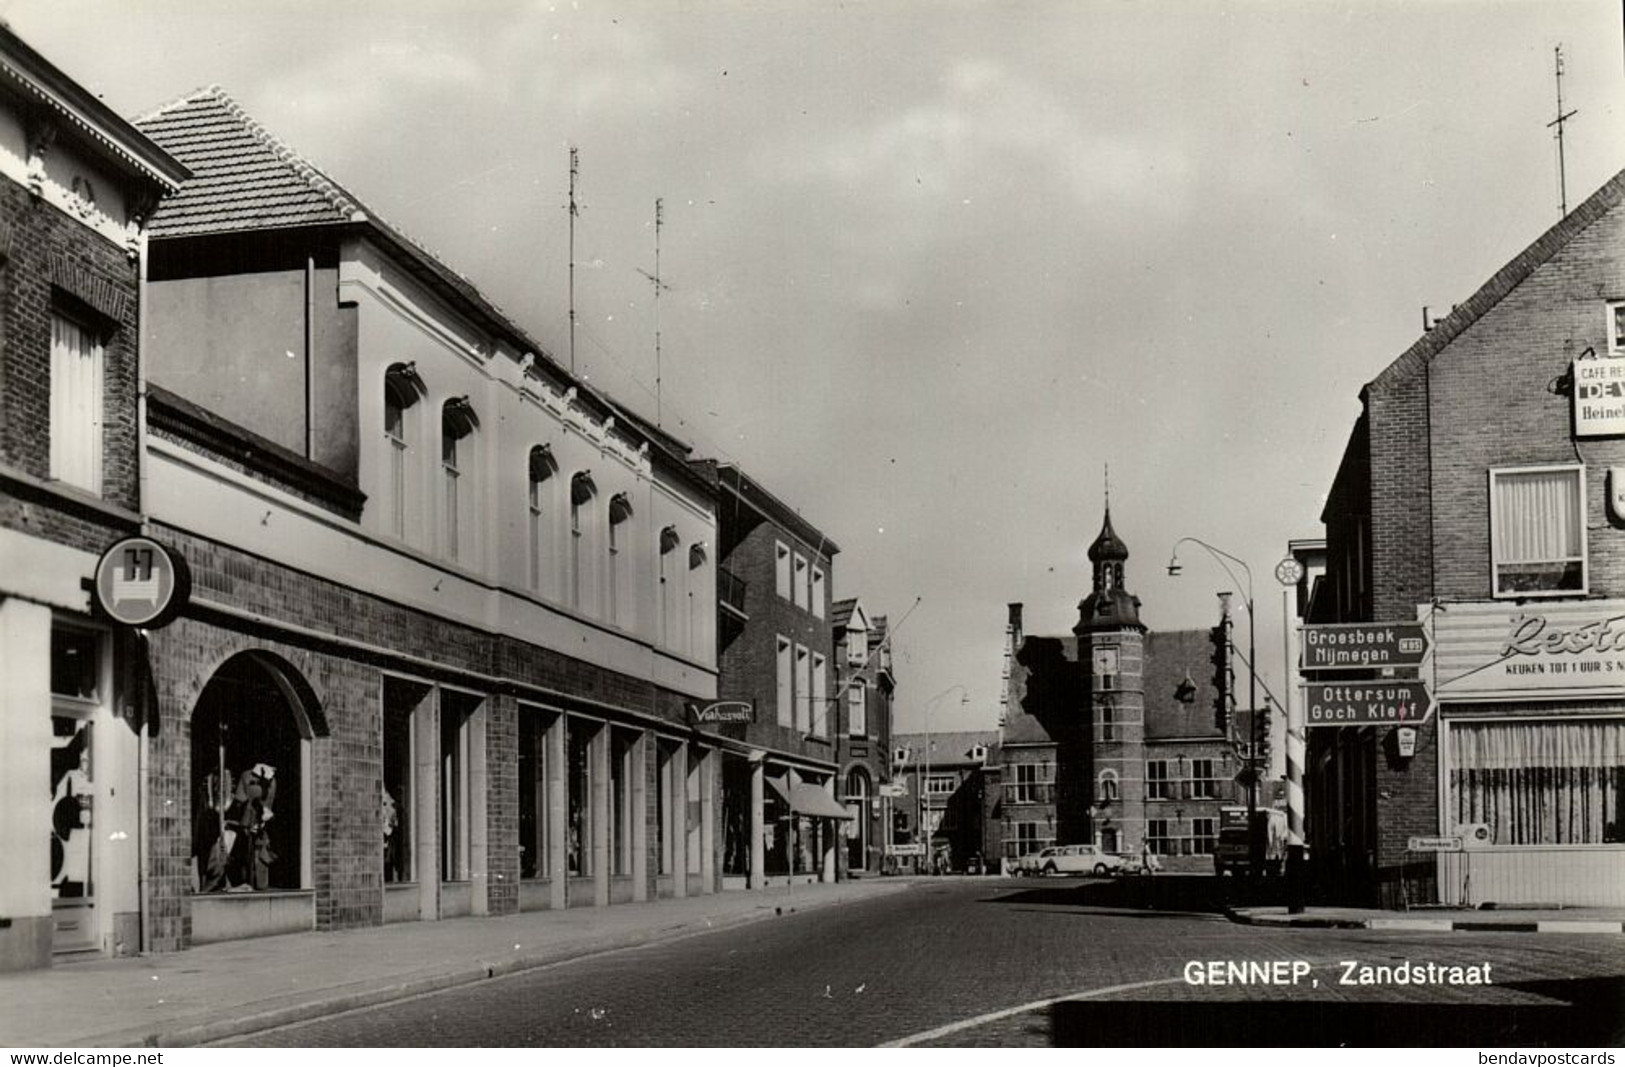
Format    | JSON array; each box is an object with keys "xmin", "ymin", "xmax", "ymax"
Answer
[
  {"xmin": 1548, "ymin": 44, "xmax": 1578, "ymax": 218},
  {"xmin": 636, "ymin": 198, "xmax": 672, "ymax": 428}
]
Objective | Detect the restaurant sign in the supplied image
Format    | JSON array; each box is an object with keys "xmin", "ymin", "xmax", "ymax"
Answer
[
  {"xmin": 1422, "ymin": 599, "xmax": 1625, "ymax": 700},
  {"xmin": 1573, "ymin": 355, "xmax": 1625, "ymax": 437}
]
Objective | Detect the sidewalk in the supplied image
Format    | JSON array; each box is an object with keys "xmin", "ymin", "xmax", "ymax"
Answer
[
  {"xmin": 0, "ymin": 878, "xmax": 916, "ymax": 1048},
  {"xmin": 1228, "ymin": 904, "xmax": 1625, "ymax": 934}
]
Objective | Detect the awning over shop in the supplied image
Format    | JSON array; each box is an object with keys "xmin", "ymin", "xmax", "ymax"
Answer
[{"xmin": 768, "ymin": 776, "xmax": 855, "ymax": 819}]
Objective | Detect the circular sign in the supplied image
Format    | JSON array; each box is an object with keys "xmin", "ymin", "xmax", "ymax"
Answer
[
  {"xmin": 93, "ymin": 536, "xmax": 191, "ymax": 627},
  {"xmin": 1274, "ymin": 557, "xmax": 1305, "ymax": 586}
]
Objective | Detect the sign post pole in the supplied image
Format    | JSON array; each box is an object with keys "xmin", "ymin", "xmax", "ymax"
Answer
[{"xmin": 1275, "ymin": 558, "xmax": 1306, "ymax": 914}]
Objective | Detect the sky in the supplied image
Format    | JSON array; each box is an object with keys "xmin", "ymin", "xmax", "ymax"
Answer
[{"xmin": 11, "ymin": 0, "xmax": 1625, "ymax": 734}]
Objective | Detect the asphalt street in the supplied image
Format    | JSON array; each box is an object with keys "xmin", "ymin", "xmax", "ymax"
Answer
[{"xmin": 233, "ymin": 877, "xmax": 1625, "ymax": 1047}]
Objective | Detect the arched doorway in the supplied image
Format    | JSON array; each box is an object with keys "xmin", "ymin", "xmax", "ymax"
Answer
[
  {"xmin": 190, "ymin": 652, "xmax": 316, "ymax": 893},
  {"xmin": 845, "ymin": 767, "xmax": 872, "ymax": 871}
]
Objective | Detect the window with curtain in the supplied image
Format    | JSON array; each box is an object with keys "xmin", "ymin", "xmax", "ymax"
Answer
[
  {"xmin": 1449, "ymin": 719, "xmax": 1624, "ymax": 845},
  {"xmin": 1490, "ymin": 466, "xmax": 1585, "ymax": 596},
  {"xmin": 50, "ymin": 312, "xmax": 104, "ymax": 494}
]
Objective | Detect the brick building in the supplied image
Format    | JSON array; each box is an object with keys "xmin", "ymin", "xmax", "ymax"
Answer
[
  {"xmin": 891, "ymin": 730, "xmax": 998, "ymax": 872},
  {"xmin": 831, "ymin": 599, "xmax": 896, "ymax": 876},
  {"xmin": 1313, "ymin": 168, "xmax": 1625, "ymax": 908},
  {"xmin": 112, "ymin": 87, "xmax": 723, "ymax": 952},
  {"xmin": 999, "ymin": 507, "xmax": 1246, "ymax": 873},
  {"xmin": 0, "ymin": 28, "xmax": 189, "ymax": 970},
  {"xmin": 705, "ymin": 463, "xmax": 850, "ymax": 887}
]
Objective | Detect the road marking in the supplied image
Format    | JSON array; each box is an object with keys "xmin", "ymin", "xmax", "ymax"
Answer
[{"xmin": 878, "ymin": 976, "xmax": 1187, "ymax": 1047}]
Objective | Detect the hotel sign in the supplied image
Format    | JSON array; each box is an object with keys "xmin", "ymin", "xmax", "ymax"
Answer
[
  {"xmin": 93, "ymin": 536, "xmax": 190, "ymax": 628},
  {"xmin": 1573, "ymin": 356, "xmax": 1625, "ymax": 437},
  {"xmin": 1422, "ymin": 600, "xmax": 1625, "ymax": 700},
  {"xmin": 1304, "ymin": 681, "xmax": 1433, "ymax": 727},
  {"xmin": 1301, "ymin": 622, "xmax": 1429, "ymax": 670}
]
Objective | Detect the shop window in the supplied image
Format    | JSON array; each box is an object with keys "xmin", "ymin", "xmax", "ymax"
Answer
[
  {"xmin": 611, "ymin": 727, "xmax": 636, "ymax": 876},
  {"xmin": 191, "ymin": 653, "xmax": 314, "ymax": 894},
  {"xmin": 844, "ymin": 767, "xmax": 871, "ymax": 872},
  {"xmin": 518, "ymin": 706, "xmax": 554, "ymax": 880},
  {"xmin": 722, "ymin": 755, "xmax": 751, "ymax": 878},
  {"xmin": 1490, "ymin": 466, "xmax": 1586, "ymax": 597},
  {"xmin": 439, "ymin": 691, "xmax": 479, "ymax": 882},
  {"xmin": 686, "ymin": 748, "xmax": 704, "ymax": 874},
  {"xmin": 567, "ymin": 718, "xmax": 595, "ymax": 876},
  {"xmin": 383, "ymin": 677, "xmax": 430, "ymax": 884},
  {"xmin": 50, "ymin": 626, "xmax": 103, "ymax": 926},
  {"xmin": 50, "ymin": 311, "xmax": 104, "ymax": 495},
  {"xmin": 1449, "ymin": 719, "xmax": 1625, "ymax": 845},
  {"xmin": 657, "ymin": 741, "xmax": 674, "ymax": 876}
]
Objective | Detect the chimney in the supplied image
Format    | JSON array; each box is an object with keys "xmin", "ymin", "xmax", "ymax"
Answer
[{"xmin": 1007, "ymin": 603, "xmax": 1024, "ymax": 648}]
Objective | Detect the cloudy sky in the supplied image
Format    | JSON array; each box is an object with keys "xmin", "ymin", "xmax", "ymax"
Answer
[{"xmin": 11, "ymin": 0, "xmax": 1625, "ymax": 732}]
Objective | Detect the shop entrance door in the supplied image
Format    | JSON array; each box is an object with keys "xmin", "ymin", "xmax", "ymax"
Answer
[{"xmin": 50, "ymin": 713, "xmax": 96, "ymax": 953}]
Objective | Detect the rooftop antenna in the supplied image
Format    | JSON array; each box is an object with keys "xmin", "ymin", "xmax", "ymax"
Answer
[
  {"xmin": 1548, "ymin": 44, "xmax": 1578, "ymax": 218},
  {"xmin": 636, "ymin": 198, "xmax": 672, "ymax": 428},
  {"xmin": 567, "ymin": 147, "xmax": 581, "ymax": 375}
]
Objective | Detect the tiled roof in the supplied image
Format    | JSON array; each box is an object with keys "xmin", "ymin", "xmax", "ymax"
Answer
[
  {"xmin": 135, "ymin": 87, "xmax": 357, "ymax": 237},
  {"xmin": 894, "ymin": 731, "xmax": 999, "ymax": 767},
  {"xmin": 831, "ymin": 598, "xmax": 859, "ymax": 630},
  {"xmin": 133, "ymin": 87, "xmax": 554, "ymax": 370}
]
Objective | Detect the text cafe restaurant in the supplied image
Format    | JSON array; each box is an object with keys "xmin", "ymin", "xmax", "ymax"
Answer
[
  {"xmin": 1424, "ymin": 600, "xmax": 1625, "ymax": 907},
  {"xmin": 2, "ymin": 536, "xmax": 189, "ymax": 969}
]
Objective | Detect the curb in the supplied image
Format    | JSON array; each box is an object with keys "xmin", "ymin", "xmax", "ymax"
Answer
[
  {"xmin": 1225, "ymin": 908, "xmax": 1625, "ymax": 934},
  {"xmin": 75, "ymin": 882, "xmax": 915, "ymax": 1048}
]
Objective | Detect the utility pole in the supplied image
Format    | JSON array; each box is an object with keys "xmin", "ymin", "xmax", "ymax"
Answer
[
  {"xmin": 567, "ymin": 147, "xmax": 580, "ymax": 374},
  {"xmin": 637, "ymin": 199, "xmax": 672, "ymax": 428},
  {"xmin": 1548, "ymin": 44, "xmax": 1578, "ymax": 218}
]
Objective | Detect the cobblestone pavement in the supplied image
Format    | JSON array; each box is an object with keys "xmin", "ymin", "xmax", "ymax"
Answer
[{"xmin": 234, "ymin": 878, "xmax": 1625, "ymax": 1047}]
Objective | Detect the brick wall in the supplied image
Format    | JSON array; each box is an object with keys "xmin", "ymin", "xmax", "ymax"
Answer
[{"xmin": 0, "ymin": 175, "xmax": 143, "ymax": 547}]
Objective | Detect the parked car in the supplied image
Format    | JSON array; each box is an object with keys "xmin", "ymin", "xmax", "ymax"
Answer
[{"xmin": 1020, "ymin": 844, "xmax": 1128, "ymax": 877}]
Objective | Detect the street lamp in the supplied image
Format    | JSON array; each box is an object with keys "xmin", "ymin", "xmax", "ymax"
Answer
[{"xmin": 1168, "ymin": 537, "xmax": 1264, "ymax": 886}]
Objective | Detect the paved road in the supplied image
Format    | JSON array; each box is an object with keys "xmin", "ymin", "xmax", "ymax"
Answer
[{"xmin": 235, "ymin": 877, "xmax": 1625, "ymax": 1047}]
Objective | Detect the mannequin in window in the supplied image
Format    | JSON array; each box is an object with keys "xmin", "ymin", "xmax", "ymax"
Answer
[{"xmin": 224, "ymin": 765, "xmax": 278, "ymax": 891}]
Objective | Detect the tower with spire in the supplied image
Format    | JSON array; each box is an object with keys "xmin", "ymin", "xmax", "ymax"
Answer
[{"xmin": 1071, "ymin": 500, "xmax": 1147, "ymax": 855}]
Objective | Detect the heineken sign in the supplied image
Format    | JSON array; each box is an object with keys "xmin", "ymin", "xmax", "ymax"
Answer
[{"xmin": 686, "ymin": 700, "xmax": 756, "ymax": 724}]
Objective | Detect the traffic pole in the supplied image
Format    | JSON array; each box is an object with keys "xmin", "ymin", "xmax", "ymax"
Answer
[{"xmin": 1283, "ymin": 586, "xmax": 1307, "ymax": 913}]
